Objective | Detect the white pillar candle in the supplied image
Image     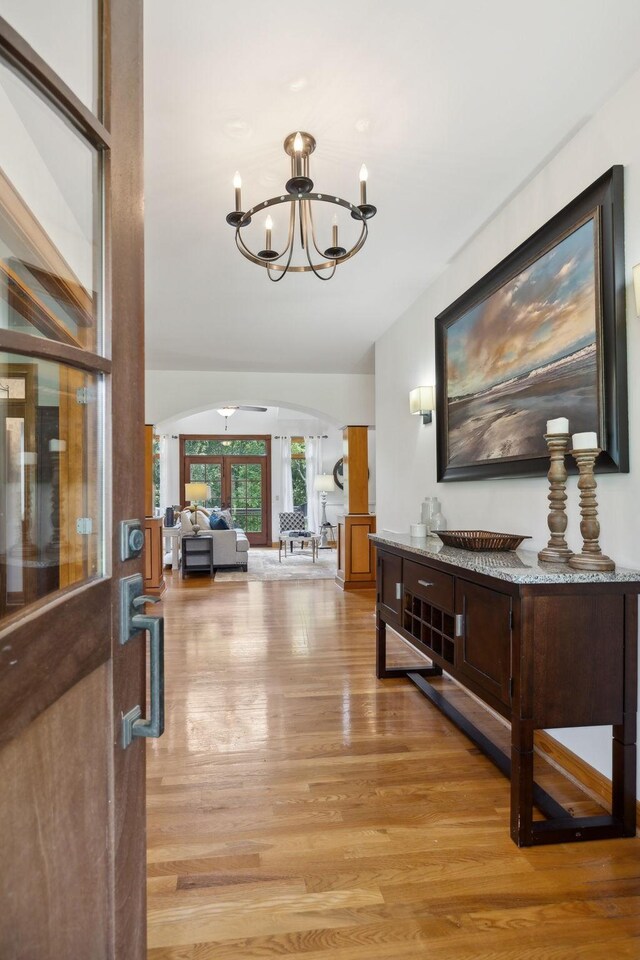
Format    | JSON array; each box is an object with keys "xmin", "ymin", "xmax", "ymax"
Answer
[
  {"xmin": 572, "ymin": 431, "xmax": 598, "ymax": 450},
  {"xmin": 546, "ymin": 417, "xmax": 569, "ymax": 434}
]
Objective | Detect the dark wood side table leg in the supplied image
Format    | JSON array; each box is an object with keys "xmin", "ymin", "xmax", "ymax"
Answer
[
  {"xmin": 511, "ymin": 718, "xmax": 534, "ymax": 846},
  {"xmin": 612, "ymin": 593, "xmax": 637, "ymax": 834},
  {"xmin": 376, "ymin": 611, "xmax": 387, "ymax": 679}
]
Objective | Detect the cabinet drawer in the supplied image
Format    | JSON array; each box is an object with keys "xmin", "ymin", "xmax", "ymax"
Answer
[{"xmin": 404, "ymin": 560, "xmax": 454, "ymax": 613}]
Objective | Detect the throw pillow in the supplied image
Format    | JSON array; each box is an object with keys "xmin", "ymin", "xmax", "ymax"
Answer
[
  {"xmin": 209, "ymin": 514, "xmax": 229, "ymax": 530},
  {"xmin": 180, "ymin": 511, "xmax": 194, "ymax": 534}
]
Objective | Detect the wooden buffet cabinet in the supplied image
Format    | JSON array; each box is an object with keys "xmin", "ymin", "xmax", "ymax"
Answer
[{"xmin": 371, "ymin": 533, "xmax": 639, "ymax": 847}]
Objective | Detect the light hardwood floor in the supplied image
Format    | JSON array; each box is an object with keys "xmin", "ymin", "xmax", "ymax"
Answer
[{"xmin": 147, "ymin": 572, "xmax": 640, "ymax": 959}]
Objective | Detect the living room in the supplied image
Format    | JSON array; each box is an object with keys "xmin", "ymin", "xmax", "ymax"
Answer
[{"xmin": 2, "ymin": 2, "xmax": 640, "ymax": 958}]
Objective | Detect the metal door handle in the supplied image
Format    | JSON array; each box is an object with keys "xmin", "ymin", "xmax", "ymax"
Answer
[
  {"xmin": 418, "ymin": 579, "xmax": 434, "ymax": 588},
  {"xmin": 120, "ymin": 575, "xmax": 165, "ymax": 749}
]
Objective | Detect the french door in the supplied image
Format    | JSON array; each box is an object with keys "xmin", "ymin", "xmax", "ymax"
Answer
[
  {"xmin": 184, "ymin": 453, "xmax": 270, "ymax": 545},
  {"xmin": 0, "ymin": 5, "xmax": 148, "ymax": 959}
]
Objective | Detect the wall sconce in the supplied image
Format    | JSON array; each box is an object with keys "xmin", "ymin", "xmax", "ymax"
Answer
[
  {"xmin": 410, "ymin": 386, "xmax": 435, "ymax": 424},
  {"xmin": 633, "ymin": 263, "xmax": 640, "ymax": 317}
]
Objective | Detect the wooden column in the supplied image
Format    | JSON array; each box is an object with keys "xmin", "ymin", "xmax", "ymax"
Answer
[
  {"xmin": 336, "ymin": 425, "xmax": 376, "ymax": 590},
  {"xmin": 143, "ymin": 516, "xmax": 166, "ymax": 597}
]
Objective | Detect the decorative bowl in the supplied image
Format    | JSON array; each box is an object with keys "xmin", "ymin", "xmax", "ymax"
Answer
[{"xmin": 435, "ymin": 530, "xmax": 531, "ymax": 552}]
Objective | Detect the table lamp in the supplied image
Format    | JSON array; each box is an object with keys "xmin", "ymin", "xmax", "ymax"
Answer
[
  {"xmin": 184, "ymin": 482, "xmax": 211, "ymax": 532},
  {"xmin": 314, "ymin": 474, "xmax": 335, "ymax": 547}
]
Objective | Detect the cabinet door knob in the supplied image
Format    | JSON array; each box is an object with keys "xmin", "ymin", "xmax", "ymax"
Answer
[
  {"xmin": 455, "ymin": 613, "xmax": 465, "ymax": 637},
  {"xmin": 418, "ymin": 579, "xmax": 434, "ymax": 588}
]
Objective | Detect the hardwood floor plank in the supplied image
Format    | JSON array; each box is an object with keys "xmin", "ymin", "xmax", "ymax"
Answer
[{"xmin": 147, "ymin": 575, "xmax": 639, "ymax": 958}]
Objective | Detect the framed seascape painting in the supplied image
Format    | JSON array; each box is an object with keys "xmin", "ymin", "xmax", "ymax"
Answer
[{"xmin": 435, "ymin": 166, "xmax": 628, "ymax": 481}]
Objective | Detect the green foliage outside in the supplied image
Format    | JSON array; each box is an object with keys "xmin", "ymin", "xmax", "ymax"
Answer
[
  {"xmin": 291, "ymin": 459, "xmax": 306, "ymax": 509},
  {"xmin": 184, "ymin": 439, "xmax": 267, "ymax": 456}
]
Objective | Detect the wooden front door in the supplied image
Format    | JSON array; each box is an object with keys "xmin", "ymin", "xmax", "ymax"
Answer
[{"xmin": 0, "ymin": 4, "xmax": 149, "ymax": 959}]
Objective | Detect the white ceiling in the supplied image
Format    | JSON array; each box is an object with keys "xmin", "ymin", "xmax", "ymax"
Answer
[{"xmin": 144, "ymin": 0, "xmax": 640, "ymax": 375}]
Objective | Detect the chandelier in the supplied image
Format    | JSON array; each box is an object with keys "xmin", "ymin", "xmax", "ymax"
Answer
[{"xmin": 225, "ymin": 131, "xmax": 377, "ymax": 281}]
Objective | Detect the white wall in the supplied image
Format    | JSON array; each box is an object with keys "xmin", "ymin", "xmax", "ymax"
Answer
[
  {"xmin": 375, "ymin": 65, "xmax": 640, "ymax": 789},
  {"xmin": 146, "ymin": 370, "xmax": 375, "ymax": 429}
]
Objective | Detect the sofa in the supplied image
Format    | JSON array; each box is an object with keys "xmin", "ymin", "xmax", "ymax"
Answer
[{"xmin": 179, "ymin": 509, "xmax": 250, "ymax": 571}]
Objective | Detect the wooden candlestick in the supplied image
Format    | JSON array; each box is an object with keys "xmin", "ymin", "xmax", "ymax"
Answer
[
  {"xmin": 568, "ymin": 447, "xmax": 615, "ymax": 571},
  {"xmin": 538, "ymin": 433, "xmax": 573, "ymax": 564}
]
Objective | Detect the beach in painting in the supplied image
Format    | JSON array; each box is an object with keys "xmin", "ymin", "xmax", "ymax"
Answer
[{"xmin": 446, "ymin": 218, "xmax": 600, "ymax": 467}]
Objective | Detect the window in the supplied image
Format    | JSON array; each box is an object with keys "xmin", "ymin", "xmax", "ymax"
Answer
[
  {"xmin": 291, "ymin": 437, "xmax": 306, "ymax": 509},
  {"xmin": 152, "ymin": 436, "xmax": 160, "ymax": 510},
  {"xmin": 184, "ymin": 438, "xmax": 267, "ymax": 456}
]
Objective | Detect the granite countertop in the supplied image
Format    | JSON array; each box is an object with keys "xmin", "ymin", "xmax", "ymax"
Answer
[{"xmin": 369, "ymin": 531, "xmax": 640, "ymax": 585}]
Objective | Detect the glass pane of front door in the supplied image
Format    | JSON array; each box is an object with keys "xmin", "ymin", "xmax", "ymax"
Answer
[
  {"xmin": 230, "ymin": 462, "xmax": 263, "ymax": 534},
  {"xmin": 0, "ymin": 352, "xmax": 103, "ymax": 623},
  {"xmin": 0, "ymin": 2, "xmax": 100, "ymax": 114},
  {"xmin": 0, "ymin": 57, "xmax": 102, "ymax": 351}
]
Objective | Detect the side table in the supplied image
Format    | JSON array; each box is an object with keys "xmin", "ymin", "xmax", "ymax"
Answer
[
  {"xmin": 163, "ymin": 524, "xmax": 181, "ymax": 569},
  {"xmin": 181, "ymin": 535, "xmax": 213, "ymax": 577},
  {"xmin": 319, "ymin": 522, "xmax": 337, "ymax": 549}
]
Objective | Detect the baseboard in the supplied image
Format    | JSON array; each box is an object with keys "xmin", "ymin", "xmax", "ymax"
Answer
[{"xmin": 535, "ymin": 731, "xmax": 640, "ymax": 832}]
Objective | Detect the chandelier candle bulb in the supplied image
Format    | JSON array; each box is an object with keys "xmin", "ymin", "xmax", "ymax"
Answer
[
  {"xmin": 233, "ymin": 171, "xmax": 242, "ymax": 212},
  {"xmin": 265, "ymin": 215, "xmax": 273, "ymax": 250},
  {"xmin": 572, "ymin": 431, "xmax": 598, "ymax": 450},
  {"xmin": 546, "ymin": 417, "xmax": 569, "ymax": 434},
  {"xmin": 359, "ymin": 163, "xmax": 368, "ymax": 205},
  {"xmin": 332, "ymin": 214, "xmax": 338, "ymax": 248}
]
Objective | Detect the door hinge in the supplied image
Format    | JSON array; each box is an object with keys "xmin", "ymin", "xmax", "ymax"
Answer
[
  {"xmin": 76, "ymin": 386, "xmax": 95, "ymax": 404},
  {"xmin": 509, "ymin": 677, "xmax": 515, "ymax": 700},
  {"xmin": 76, "ymin": 517, "xmax": 93, "ymax": 535},
  {"xmin": 509, "ymin": 609, "xmax": 514, "ymax": 630}
]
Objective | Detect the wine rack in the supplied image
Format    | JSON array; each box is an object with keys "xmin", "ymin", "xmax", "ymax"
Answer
[{"xmin": 402, "ymin": 591, "xmax": 455, "ymax": 666}]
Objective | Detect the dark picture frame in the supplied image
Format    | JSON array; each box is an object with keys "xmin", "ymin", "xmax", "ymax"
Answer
[{"xmin": 435, "ymin": 166, "xmax": 628, "ymax": 482}]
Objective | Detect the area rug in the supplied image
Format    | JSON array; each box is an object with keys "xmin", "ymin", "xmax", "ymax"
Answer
[{"xmin": 214, "ymin": 546, "xmax": 337, "ymax": 582}]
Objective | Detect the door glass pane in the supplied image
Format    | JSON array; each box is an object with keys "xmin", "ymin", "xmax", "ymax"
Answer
[
  {"xmin": 188, "ymin": 461, "xmax": 221, "ymax": 509},
  {"xmin": 0, "ymin": 353, "xmax": 104, "ymax": 623},
  {"xmin": 0, "ymin": 1, "xmax": 100, "ymax": 114},
  {"xmin": 205, "ymin": 464, "xmax": 222, "ymax": 508},
  {"xmin": 230, "ymin": 462, "xmax": 263, "ymax": 533},
  {"xmin": 0, "ymin": 56, "xmax": 102, "ymax": 351}
]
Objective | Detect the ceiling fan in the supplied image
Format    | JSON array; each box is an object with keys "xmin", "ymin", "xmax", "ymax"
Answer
[{"xmin": 216, "ymin": 405, "xmax": 268, "ymax": 431}]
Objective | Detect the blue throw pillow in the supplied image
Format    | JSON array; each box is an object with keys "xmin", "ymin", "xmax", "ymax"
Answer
[{"xmin": 209, "ymin": 514, "xmax": 229, "ymax": 530}]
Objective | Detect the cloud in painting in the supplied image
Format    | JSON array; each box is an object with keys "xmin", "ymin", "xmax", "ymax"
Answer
[{"xmin": 447, "ymin": 219, "xmax": 597, "ymax": 399}]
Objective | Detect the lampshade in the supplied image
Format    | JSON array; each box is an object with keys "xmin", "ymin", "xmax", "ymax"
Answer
[
  {"xmin": 410, "ymin": 386, "xmax": 435, "ymax": 415},
  {"xmin": 314, "ymin": 474, "xmax": 335, "ymax": 493},
  {"xmin": 185, "ymin": 482, "xmax": 210, "ymax": 504},
  {"xmin": 216, "ymin": 407, "xmax": 237, "ymax": 418}
]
